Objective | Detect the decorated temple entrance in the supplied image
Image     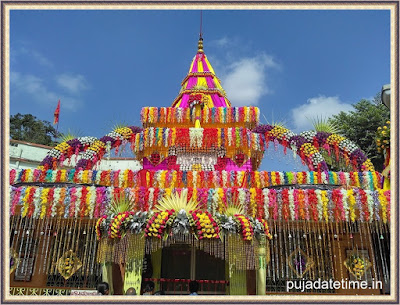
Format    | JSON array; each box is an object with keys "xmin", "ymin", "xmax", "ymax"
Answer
[{"xmin": 8, "ymin": 34, "xmax": 391, "ymax": 297}]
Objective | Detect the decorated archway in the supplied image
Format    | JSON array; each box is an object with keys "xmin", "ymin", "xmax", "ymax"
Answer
[
  {"xmin": 252, "ymin": 124, "xmax": 374, "ymax": 172},
  {"xmin": 39, "ymin": 126, "xmax": 142, "ymax": 170},
  {"xmin": 39, "ymin": 123, "xmax": 374, "ymax": 173}
]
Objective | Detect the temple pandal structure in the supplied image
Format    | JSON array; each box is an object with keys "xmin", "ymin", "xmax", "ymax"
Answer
[{"xmin": 9, "ymin": 36, "xmax": 390, "ymax": 296}]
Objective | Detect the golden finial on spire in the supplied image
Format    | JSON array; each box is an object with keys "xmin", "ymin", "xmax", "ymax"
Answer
[{"xmin": 198, "ymin": 37, "xmax": 204, "ymax": 53}]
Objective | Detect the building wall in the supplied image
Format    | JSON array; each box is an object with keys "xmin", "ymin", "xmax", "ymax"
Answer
[{"xmin": 10, "ymin": 140, "xmax": 53, "ymax": 170}]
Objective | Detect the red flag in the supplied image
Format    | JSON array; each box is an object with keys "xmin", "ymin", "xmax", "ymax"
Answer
[{"xmin": 53, "ymin": 100, "xmax": 60, "ymax": 125}]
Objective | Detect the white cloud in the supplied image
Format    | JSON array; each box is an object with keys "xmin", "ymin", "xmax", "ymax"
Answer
[
  {"xmin": 221, "ymin": 54, "xmax": 278, "ymax": 106},
  {"xmin": 56, "ymin": 74, "xmax": 88, "ymax": 94},
  {"xmin": 290, "ymin": 95, "xmax": 353, "ymax": 131},
  {"xmin": 30, "ymin": 50, "xmax": 53, "ymax": 68},
  {"xmin": 11, "ymin": 71, "xmax": 80, "ymax": 110},
  {"xmin": 13, "ymin": 47, "xmax": 53, "ymax": 68},
  {"xmin": 210, "ymin": 37, "xmax": 229, "ymax": 48}
]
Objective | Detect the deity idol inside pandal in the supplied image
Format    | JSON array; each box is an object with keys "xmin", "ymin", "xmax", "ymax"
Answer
[{"xmin": 9, "ymin": 36, "xmax": 391, "ymax": 296}]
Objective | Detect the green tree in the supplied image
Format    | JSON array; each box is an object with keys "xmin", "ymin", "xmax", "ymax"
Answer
[
  {"xmin": 328, "ymin": 98, "xmax": 390, "ymax": 172},
  {"xmin": 10, "ymin": 113, "xmax": 61, "ymax": 146}
]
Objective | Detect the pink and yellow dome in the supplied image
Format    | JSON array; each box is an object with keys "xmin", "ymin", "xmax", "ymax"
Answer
[{"xmin": 172, "ymin": 38, "xmax": 231, "ymax": 108}]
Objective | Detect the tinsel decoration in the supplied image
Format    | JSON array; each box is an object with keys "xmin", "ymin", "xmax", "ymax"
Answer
[
  {"xmin": 227, "ymin": 234, "xmax": 258, "ymax": 271},
  {"xmin": 124, "ymin": 233, "xmax": 146, "ymax": 295}
]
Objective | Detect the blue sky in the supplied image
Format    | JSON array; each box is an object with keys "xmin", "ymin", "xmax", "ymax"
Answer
[{"xmin": 10, "ymin": 9, "xmax": 390, "ymax": 171}]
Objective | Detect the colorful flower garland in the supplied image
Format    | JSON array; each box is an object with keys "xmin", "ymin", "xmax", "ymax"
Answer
[
  {"xmin": 38, "ymin": 123, "xmax": 373, "ymax": 172},
  {"xmin": 39, "ymin": 136, "xmax": 98, "ymax": 170},
  {"xmin": 96, "ymin": 215, "xmax": 108, "ymax": 240},
  {"xmin": 253, "ymin": 125, "xmax": 374, "ymax": 172},
  {"xmin": 39, "ymin": 126, "xmax": 142, "ymax": 170},
  {"xmin": 299, "ymin": 130, "xmax": 374, "ymax": 171},
  {"xmin": 10, "ymin": 169, "xmax": 384, "ymax": 191},
  {"xmin": 191, "ymin": 210, "xmax": 220, "ymax": 239},
  {"xmin": 145, "ymin": 210, "xmax": 175, "ymax": 239},
  {"xmin": 109, "ymin": 211, "xmax": 135, "ymax": 239},
  {"xmin": 141, "ymin": 106, "xmax": 260, "ymax": 127},
  {"xmin": 234, "ymin": 214, "xmax": 254, "ymax": 241},
  {"xmin": 10, "ymin": 185, "xmax": 390, "ymax": 223},
  {"xmin": 259, "ymin": 218, "xmax": 272, "ymax": 239},
  {"xmin": 96, "ymin": 209, "xmax": 271, "ymax": 242},
  {"xmin": 376, "ymin": 120, "xmax": 390, "ymax": 153}
]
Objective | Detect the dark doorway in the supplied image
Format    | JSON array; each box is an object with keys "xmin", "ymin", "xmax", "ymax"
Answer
[
  {"xmin": 161, "ymin": 243, "xmax": 191, "ymax": 280},
  {"xmin": 160, "ymin": 243, "xmax": 226, "ymax": 295}
]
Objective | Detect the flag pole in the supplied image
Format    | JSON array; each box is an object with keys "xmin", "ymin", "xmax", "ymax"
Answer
[{"xmin": 54, "ymin": 99, "xmax": 61, "ymax": 134}]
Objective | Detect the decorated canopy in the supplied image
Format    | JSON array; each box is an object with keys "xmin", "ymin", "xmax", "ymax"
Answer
[{"xmin": 172, "ymin": 38, "xmax": 231, "ymax": 108}]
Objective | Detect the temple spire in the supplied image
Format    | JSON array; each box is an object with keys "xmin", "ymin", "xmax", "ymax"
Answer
[{"xmin": 171, "ymin": 12, "xmax": 231, "ymax": 108}]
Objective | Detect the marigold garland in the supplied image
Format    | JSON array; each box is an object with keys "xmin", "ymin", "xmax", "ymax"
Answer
[
  {"xmin": 96, "ymin": 215, "xmax": 108, "ymax": 240},
  {"xmin": 145, "ymin": 210, "xmax": 175, "ymax": 239},
  {"xmin": 257, "ymin": 218, "xmax": 272, "ymax": 239},
  {"xmin": 235, "ymin": 214, "xmax": 254, "ymax": 241},
  {"xmin": 347, "ymin": 189, "xmax": 356, "ymax": 222},
  {"xmin": 376, "ymin": 121, "xmax": 390, "ymax": 153},
  {"xmin": 191, "ymin": 210, "xmax": 220, "ymax": 239},
  {"xmin": 109, "ymin": 211, "xmax": 135, "ymax": 239}
]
